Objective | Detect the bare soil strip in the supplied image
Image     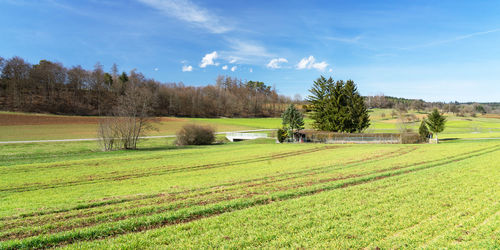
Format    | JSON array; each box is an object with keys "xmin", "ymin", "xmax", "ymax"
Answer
[{"xmin": 0, "ymin": 113, "xmax": 186, "ymax": 126}]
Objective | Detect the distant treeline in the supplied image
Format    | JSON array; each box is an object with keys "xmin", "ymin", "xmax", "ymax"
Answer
[
  {"xmin": 364, "ymin": 94, "xmax": 500, "ymax": 116},
  {"xmin": 0, "ymin": 56, "xmax": 290, "ymax": 117}
]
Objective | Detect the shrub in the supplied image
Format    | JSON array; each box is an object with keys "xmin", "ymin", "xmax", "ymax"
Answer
[
  {"xmin": 176, "ymin": 124, "xmax": 215, "ymax": 145},
  {"xmin": 277, "ymin": 127, "xmax": 288, "ymax": 143},
  {"xmin": 418, "ymin": 120, "xmax": 430, "ymax": 142}
]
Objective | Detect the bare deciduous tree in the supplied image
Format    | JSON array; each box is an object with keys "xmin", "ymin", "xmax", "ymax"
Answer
[{"xmin": 98, "ymin": 81, "xmax": 158, "ymax": 151}]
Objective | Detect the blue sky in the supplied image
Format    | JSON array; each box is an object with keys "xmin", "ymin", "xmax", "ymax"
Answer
[{"xmin": 1, "ymin": 0, "xmax": 499, "ymax": 102}]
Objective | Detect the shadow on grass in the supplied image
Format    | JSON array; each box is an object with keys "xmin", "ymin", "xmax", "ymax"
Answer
[{"xmin": 440, "ymin": 138, "xmax": 459, "ymax": 141}]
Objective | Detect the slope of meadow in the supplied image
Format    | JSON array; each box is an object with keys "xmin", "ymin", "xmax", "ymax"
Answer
[
  {"xmin": 2, "ymin": 109, "xmax": 500, "ymax": 141},
  {"xmin": 0, "ymin": 110, "xmax": 499, "ymax": 248},
  {"xmin": 0, "ymin": 138, "xmax": 499, "ymax": 248}
]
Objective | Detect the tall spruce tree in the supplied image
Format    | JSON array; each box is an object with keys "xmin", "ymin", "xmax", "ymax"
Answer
[
  {"xmin": 426, "ymin": 109, "xmax": 446, "ymax": 143},
  {"xmin": 307, "ymin": 76, "xmax": 370, "ymax": 133},
  {"xmin": 281, "ymin": 104, "xmax": 304, "ymax": 141},
  {"xmin": 419, "ymin": 119, "xmax": 430, "ymax": 141}
]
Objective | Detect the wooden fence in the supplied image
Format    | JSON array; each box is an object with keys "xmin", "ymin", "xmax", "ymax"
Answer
[{"xmin": 298, "ymin": 130, "xmax": 422, "ymax": 144}]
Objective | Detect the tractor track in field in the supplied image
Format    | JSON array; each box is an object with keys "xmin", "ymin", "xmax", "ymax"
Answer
[
  {"xmin": 0, "ymin": 146, "xmax": 339, "ymax": 193},
  {"xmin": 1, "ymin": 147, "xmax": 412, "ymax": 236},
  {"xmin": 1, "ymin": 145, "xmax": 498, "ymax": 245},
  {"xmin": 0, "ymin": 146, "xmax": 411, "ymax": 222},
  {"xmin": 0, "ymin": 147, "xmax": 415, "ymax": 234},
  {"xmin": 4, "ymin": 144, "xmax": 498, "ymax": 249},
  {"xmin": 0, "ymin": 147, "xmax": 484, "ymax": 239}
]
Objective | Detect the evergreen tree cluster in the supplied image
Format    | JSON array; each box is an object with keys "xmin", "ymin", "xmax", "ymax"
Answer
[{"xmin": 307, "ymin": 76, "xmax": 370, "ymax": 133}]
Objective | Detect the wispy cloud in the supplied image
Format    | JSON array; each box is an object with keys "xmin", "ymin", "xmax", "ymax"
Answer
[
  {"xmin": 220, "ymin": 39, "xmax": 275, "ymax": 64},
  {"xmin": 221, "ymin": 65, "xmax": 228, "ymax": 70},
  {"xmin": 182, "ymin": 65, "xmax": 193, "ymax": 72},
  {"xmin": 199, "ymin": 51, "xmax": 219, "ymax": 68},
  {"xmin": 137, "ymin": 0, "xmax": 232, "ymax": 34},
  {"xmin": 267, "ymin": 58, "xmax": 288, "ymax": 69},
  {"xmin": 231, "ymin": 66, "xmax": 237, "ymax": 72},
  {"xmin": 401, "ymin": 28, "xmax": 500, "ymax": 50},
  {"xmin": 296, "ymin": 56, "xmax": 328, "ymax": 71},
  {"xmin": 324, "ymin": 35, "xmax": 362, "ymax": 43}
]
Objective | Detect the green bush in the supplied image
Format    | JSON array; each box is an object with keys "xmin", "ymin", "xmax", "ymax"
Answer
[
  {"xmin": 277, "ymin": 127, "xmax": 288, "ymax": 143},
  {"xmin": 419, "ymin": 120, "xmax": 430, "ymax": 142},
  {"xmin": 176, "ymin": 124, "xmax": 215, "ymax": 145}
]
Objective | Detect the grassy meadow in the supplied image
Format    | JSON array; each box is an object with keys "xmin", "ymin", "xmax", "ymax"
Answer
[
  {"xmin": 0, "ymin": 110, "xmax": 499, "ymax": 248},
  {"xmin": 1, "ymin": 109, "xmax": 500, "ymax": 141}
]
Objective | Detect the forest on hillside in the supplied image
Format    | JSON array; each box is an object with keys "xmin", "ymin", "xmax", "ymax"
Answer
[
  {"xmin": 0, "ymin": 56, "xmax": 291, "ymax": 117},
  {"xmin": 1, "ymin": 56, "xmax": 498, "ymax": 118}
]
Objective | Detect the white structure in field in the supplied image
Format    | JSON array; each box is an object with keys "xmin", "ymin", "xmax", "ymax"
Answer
[{"xmin": 225, "ymin": 132, "xmax": 268, "ymax": 142}]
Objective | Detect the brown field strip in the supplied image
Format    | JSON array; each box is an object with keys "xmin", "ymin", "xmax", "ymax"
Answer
[{"xmin": 0, "ymin": 113, "xmax": 186, "ymax": 126}]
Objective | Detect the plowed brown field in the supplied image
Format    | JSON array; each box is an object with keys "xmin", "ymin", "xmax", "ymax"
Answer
[{"xmin": 0, "ymin": 113, "xmax": 186, "ymax": 126}]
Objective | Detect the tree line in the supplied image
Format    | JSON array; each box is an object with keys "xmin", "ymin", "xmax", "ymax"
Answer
[
  {"xmin": 365, "ymin": 94, "xmax": 500, "ymax": 116},
  {"xmin": 0, "ymin": 56, "xmax": 290, "ymax": 117}
]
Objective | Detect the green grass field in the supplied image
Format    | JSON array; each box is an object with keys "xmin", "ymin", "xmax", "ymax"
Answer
[
  {"xmin": 1, "ymin": 109, "xmax": 500, "ymax": 141},
  {"xmin": 0, "ymin": 110, "xmax": 499, "ymax": 248},
  {"xmin": 0, "ymin": 137, "xmax": 499, "ymax": 248}
]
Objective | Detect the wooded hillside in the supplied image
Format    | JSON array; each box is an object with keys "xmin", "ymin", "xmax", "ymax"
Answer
[{"xmin": 0, "ymin": 56, "xmax": 290, "ymax": 117}]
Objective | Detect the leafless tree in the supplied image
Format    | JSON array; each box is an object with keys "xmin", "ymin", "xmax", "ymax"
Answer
[
  {"xmin": 98, "ymin": 80, "xmax": 158, "ymax": 151},
  {"xmin": 98, "ymin": 117, "xmax": 120, "ymax": 151},
  {"xmin": 1, "ymin": 57, "xmax": 31, "ymax": 108}
]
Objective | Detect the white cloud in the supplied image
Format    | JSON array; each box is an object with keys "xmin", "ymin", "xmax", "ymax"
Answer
[
  {"xmin": 312, "ymin": 62, "xmax": 328, "ymax": 71},
  {"xmin": 328, "ymin": 68, "xmax": 333, "ymax": 73},
  {"xmin": 249, "ymin": 68, "xmax": 253, "ymax": 73},
  {"xmin": 325, "ymin": 35, "xmax": 362, "ymax": 43},
  {"xmin": 182, "ymin": 65, "xmax": 193, "ymax": 72},
  {"xmin": 200, "ymin": 51, "xmax": 218, "ymax": 68},
  {"xmin": 296, "ymin": 56, "xmax": 328, "ymax": 71},
  {"xmin": 267, "ymin": 58, "xmax": 288, "ymax": 69},
  {"xmin": 138, "ymin": 0, "xmax": 231, "ymax": 34},
  {"xmin": 220, "ymin": 39, "xmax": 275, "ymax": 65},
  {"xmin": 296, "ymin": 56, "xmax": 313, "ymax": 69},
  {"xmin": 231, "ymin": 66, "xmax": 237, "ymax": 72},
  {"xmin": 154, "ymin": 67, "xmax": 159, "ymax": 71},
  {"xmin": 222, "ymin": 65, "xmax": 228, "ymax": 70}
]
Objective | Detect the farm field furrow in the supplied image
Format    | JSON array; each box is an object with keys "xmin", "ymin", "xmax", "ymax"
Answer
[
  {"xmin": 0, "ymin": 140, "xmax": 499, "ymax": 249},
  {"xmin": 64, "ymin": 143, "xmax": 500, "ymax": 249}
]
